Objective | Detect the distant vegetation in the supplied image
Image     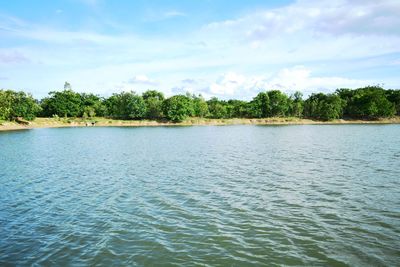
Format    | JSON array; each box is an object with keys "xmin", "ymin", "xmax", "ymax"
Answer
[{"xmin": 1, "ymin": 83, "xmax": 399, "ymax": 122}]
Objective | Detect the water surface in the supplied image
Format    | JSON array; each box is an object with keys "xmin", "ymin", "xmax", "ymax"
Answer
[{"xmin": 1, "ymin": 125, "xmax": 399, "ymax": 266}]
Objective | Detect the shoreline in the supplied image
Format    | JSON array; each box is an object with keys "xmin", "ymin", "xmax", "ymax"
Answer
[{"xmin": 1, "ymin": 117, "xmax": 400, "ymax": 132}]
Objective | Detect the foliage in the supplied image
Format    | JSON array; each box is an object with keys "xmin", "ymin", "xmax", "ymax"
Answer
[
  {"xmin": 142, "ymin": 90, "xmax": 164, "ymax": 120},
  {"xmin": 162, "ymin": 95, "xmax": 194, "ymax": 122},
  {"xmin": 0, "ymin": 90, "xmax": 13, "ymax": 120},
  {"xmin": 11, "ymin": 91, "xmax": 41, "ymax": 120},
  {"xmin": 304, "ymin": 93, "xmax": 345, "ymax": 120},
  {"xmin": 267, "ymin": 90, "xmax": 289, "ymax": 117},
  {"xmin": 249, "ymin": 92, "xmax": 270, "ymax": 118},
  {"xmin": 386, "ymin": 89, "xmax": 400, "ymax": 115},
  {"xmin": 207, "ymin": 97, "xmax": 227, "ymax": 119},
  {"xmin": 288, "ymin": 91, "xmax": 304, "ymax": 117},
  {"xmin": 41, "ymin": 89, "xmax": 83, "ymax": 117},
  {"xmin": 191, "ymin": 94, "xmax": 209, "ymax": 117},
  {"xmin": 106, "ymin": 91, "xmax": 146, "ymax": 119},
  {"xmin": 0, "ymin": 90, "xmax": 41, "ymax": 120},
  {"xmin": 64, "ymin": 81, "xmax": 72, "ymax": 91},
  {"xmin": 226, "ymin": 100, "xmax": 250, "ymax": 118},
  {"xmin": 337, "ymin": 86, "xmax": 395, "ymax": 118},
  {"xmin": 81, "ymin": 93, "xmax": 106, "ymax": 117},
  {"xmin": 1, "ymin": 85, "xmax": 399, "ymax": 122}
]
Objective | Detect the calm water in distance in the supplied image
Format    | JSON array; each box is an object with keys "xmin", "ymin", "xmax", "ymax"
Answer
[{"xmin": 1, "ymin": 125, "xmax": 399, "ymax": 266}]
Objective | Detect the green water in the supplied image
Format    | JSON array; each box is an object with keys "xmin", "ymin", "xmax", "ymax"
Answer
[{"xmin": 0, "ymin": 125, "xmax": 399, "ymax": 266}]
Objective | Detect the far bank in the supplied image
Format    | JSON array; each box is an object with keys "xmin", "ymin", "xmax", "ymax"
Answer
[{"xmin": 1, "ymin": 117, "xmax": 400, "ymax": 132}]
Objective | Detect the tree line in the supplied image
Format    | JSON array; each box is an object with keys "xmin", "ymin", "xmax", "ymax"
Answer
[{"xmin": 1, "ymin": 83, "xmax": 399, "ymax": 122}]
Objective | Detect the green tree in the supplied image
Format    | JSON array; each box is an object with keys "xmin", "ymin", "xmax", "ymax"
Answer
[
  {"xmin": 207, "ymin": 97, "xmax": 227, "ymax": 119},
  {"xmin": 336, "ymin": 88, "xmax": 354, "ymax": 116},
  {"xmin": 40, "ymin": 89, "xmax": 82, "ymax": 117},
  {"xmin": 0, "ymin": 90, "xmax": 40, "ymax": 121},
  {"xmin": 304, "ymin": 93, "xmax": 345, "ymax": 120},
  {"xmin": 0, "ymin": 90, "xmax": 13, "ymax": 120},
  {"xmin": 64, "ymin": 81, "xmax": 72, "ymax": 91},
  {"xmin": 386, "ymin": 89, "xmax": 400, "ymax": 115},
  {"xmin": 81, "ymin": 93, "xmax": 106, "ymax": 117},
  {"xmin": 10, "ymin": 91, "xmax": 41, "ymax": 120},
  {"xmin": 267, "ymin": 90, "xmax": 289, "ymax": 117},
  {"xmin": 288, "ymin": 91, "xmax": 304, "ymax": 117},
  {"xmin": 337, "ymin": 86, "xmax": 395, "ymax": 118},
  {"xmin": 354, "ymin": 89, "xmax": 395, "ymax": 118},
  {"xmin": 226, "ymin": 100, "xmax": 249, "ymax": 118},
  {"xmin": 162, "ymin": 95, "xmax": 194, "ymax": 122},
  {"xmin": 142, "ymin": 90, "xmax": 165, "ymax": 119},
  {"xmin": 249, "ymin": 92, "xmax": 269, "ymax": 118},
  {"xmin": 106, "ymin": 91, "xmax": 146, "ymax": 119},
  {"xmin": 192, "ymin": 94, "xmax": 209, "ymax": 117},
  {"xmin": 82, "ymin": 106, "xmax": 95, "ymax": 119}
]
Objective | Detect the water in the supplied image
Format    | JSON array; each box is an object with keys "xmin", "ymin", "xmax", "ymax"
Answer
[{"xmin": 0, "ymin": 125, "xmax": 399, "ymax": 266}]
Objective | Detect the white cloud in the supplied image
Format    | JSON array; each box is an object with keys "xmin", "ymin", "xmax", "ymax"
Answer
[
  {"xmin": 209, "ymin": 72, "xmax": 247, "ymax": 95},
  {"xmin": 265, "ymin": 66, "xmax": 371, "ymax": 95},
  {"xmin": 191, "ymin": 66, "xmax": 372, "ymax": 99},
  {"xmin": 127, "ymin": 75, "xmax": 158, "ymax": 86},
  {"xmin": 0, "ymin": 0, "xmax": 399, "ymax": 98},
  {"xmin": 207, "ymin": 0, "xmax": 400, "ymax": 40}
]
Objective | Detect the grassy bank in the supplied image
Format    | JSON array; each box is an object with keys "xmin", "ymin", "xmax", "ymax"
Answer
[{"xmin": 1, "ymin": 117, "xmax": 400, "ymax": 132}]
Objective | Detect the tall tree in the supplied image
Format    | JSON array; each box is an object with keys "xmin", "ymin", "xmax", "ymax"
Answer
[
  {"xmin": 162, "ymin": 95, "xmax": 194, "ymax": 122},
  {"xmin": 0, "ymin": 90, "xmax": 13, "ymax": 120},
  {"xmin": 81, "ymin": 93, "xmax": 106, "ymax": 117},
  {"xmin": 64, "ymin": 81, "xmax": 72, "ymax": 91},
  {"xmin": 386, "ymin": 89, "xmax": 400, "ymax": 115},
  {"xmin": 106, "ymin": 91, "xmax": 146, "ymax": 119},
  {"xmin": 304, "ymin": 93, "xmax": 345, "ymax": 120},
  {"xmin": 226, "ymin": 100, "xmax": 249, "ymax": 118},
  {"xmin": 0, "ymin": 90, "xmax": 40, "ymax": 120},
  {"xmin": 249, "ymin": 92, "xmax": 270, "ymax": 118},
  {"xmin": 40, "ymin": 89, "xmax": 82, "ymax": 117},
  {"xmin": 142, "ymin": 90, "xmax": 165, "ymax": 120},
  {"xmin": 288, "ymin": 91, "xmax": 304, "ymax": 117},
  {"xmin": 192, "ymin": 94, "xmax": 209, "ymax": 117},
  {"xmin": 338, "ymin": 86, "xmax": 395, "ymax": 118},
  {"xmin": 267, "ymin": 90, "xmax": 289, "ymax": 117},
  {"xmin": 207, "ymin": 97, "xmax": 227, "ymax": 119}
]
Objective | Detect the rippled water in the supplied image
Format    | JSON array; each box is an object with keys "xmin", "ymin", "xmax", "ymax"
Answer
[{"xmin": 1, "ymin": 125, "xmax": 399, "ymax": 266}]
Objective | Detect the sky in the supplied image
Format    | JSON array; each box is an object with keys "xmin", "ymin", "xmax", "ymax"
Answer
[{"xmin": 1, "ymin": 0, "xmax": 400, "ymax": 99}]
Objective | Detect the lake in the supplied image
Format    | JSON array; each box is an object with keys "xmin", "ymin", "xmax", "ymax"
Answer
[{"xmin": 0, "ymin": 125, "xmax": 399, "ymax": 266}]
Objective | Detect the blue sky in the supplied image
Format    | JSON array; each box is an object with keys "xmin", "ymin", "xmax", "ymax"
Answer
[{"xmin": 1, "ymin": 0, "xmax": 399, "ymax": 99}]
